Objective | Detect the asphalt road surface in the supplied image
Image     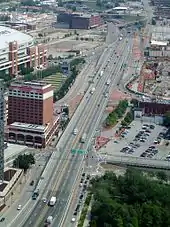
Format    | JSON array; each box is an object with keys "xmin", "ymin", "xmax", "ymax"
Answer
[{"xmin": 7, "ymin": 34, "xmax": 132, "ymax": 227}]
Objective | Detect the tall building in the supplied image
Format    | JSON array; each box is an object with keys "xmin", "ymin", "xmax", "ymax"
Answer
[
  {"xmin": 0, "ymin": 26, "xmax": 47, "ymax": 77},
  {"xmin": 5, "ymin": 81, "xmax": 60, "ymax": 148},
  {"xmin": 0, "ymin": 79, "xmax": 4, "ymax": 182}
]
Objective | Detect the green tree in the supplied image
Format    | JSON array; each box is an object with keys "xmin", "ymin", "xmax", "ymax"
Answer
[
  {"xmin": 13, "ymin": 154, "xmax": 35, "ymax": 172},
  {"xmin": 164, "ymin": 111, "xmax": 170, "ymax": 126},
  {"xmin": 152, "ymin": 18, "xmax": 156, "ymax": 25},
  {"xmin": 90, "ymin": 168, "xmax": 170, "ymax": 227},
  {"xmin": 156, "ymin": 171, "xmax": 168, "ymax": 182}
]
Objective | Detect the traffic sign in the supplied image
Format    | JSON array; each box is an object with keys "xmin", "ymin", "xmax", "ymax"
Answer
[
  {"xmin": 71, "ymin": 149, "xmax": 86, "ymax": 154},
  {"xmin": 71, "ymin": 149, "xmax": 76, "ymax": 154}
]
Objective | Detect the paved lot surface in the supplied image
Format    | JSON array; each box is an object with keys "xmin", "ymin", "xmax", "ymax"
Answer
[{"xmin": 99, "ymin": 120, "xmax": 169, "ymax": 160}]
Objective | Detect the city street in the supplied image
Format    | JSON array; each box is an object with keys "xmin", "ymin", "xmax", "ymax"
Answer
[{"xmin": 5, "ymin": 29, "xmax": 133, "ymax": 227}]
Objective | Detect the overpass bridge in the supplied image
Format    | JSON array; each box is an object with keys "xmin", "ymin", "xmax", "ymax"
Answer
[{"xmin": 101, "ymin": 155, "xmax": 170, "ymax": 170}]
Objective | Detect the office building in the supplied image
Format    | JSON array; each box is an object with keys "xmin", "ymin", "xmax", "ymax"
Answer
[
  {"xmin": 56, "ymin": 12, "xmax": 101, "ymax": 29},
  {"xmin": 0, "ymin": 26, "xmax": 46, "ymax": 77},
  {"xmin": 5, "ymin": 81, "xmax": 60, "ymax": 148}
]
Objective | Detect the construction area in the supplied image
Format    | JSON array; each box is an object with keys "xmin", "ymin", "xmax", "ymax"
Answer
[
  {"xmin": 126, "ymin": 26, "xmax": 170, "ymax": 101},
  {"xmin": 29, "ymin": 27, "xmax": 106, "ymax": 58}
]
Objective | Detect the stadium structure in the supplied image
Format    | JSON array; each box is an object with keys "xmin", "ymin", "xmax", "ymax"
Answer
[{"xmin": 0, "ymin": 26, "xmax": 47, "ymax": 77}]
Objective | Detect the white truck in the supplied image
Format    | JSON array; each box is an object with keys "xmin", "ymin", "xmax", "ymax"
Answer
[
  {"xmin": 44, "ymin": 216, "xmax": 53, "ymax": 226},
  {"xmin": 49, "ymin": 196, "xmax": 56, "ymax": 206},
  {"xmin": 106, "ymin": 79, "xmax": 111, "ymax": 85},
  {"xmin": 100, "ymin": 70, "xmax": 104, "ymax": 77},
  {"xmin": 90, "ymin": 87, "xmax": 95, "ymax": 94}
]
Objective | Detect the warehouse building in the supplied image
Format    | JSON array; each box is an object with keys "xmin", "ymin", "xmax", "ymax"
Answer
[
  {"xmin": 0, "ymin": 26, "xmax": 46, "ymax": 77},
  {"xmin": 56, "ymin": 12, "xmax": 101, "ymax": 29}
]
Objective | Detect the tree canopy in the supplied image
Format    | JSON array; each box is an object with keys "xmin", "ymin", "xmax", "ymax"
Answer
[
  {"xmin": 13, "ymin": 154, "xmax": 35, "ymax": 172},
  {"xmin": 90, "ymin": 169, "xmax": 170, "ymax": 227},
  {"xmin": 105, "ymin": 100, "xmax": 129, "ymax": 127}
]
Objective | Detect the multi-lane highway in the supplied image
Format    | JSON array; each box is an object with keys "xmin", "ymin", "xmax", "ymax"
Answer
[
  {"xmin": 18, "ymin": 37, "xmax": 132, "ymax": 227},
  {"xmin": 6, "ymin": 31, "xmax": 133, "ymax": 227}
]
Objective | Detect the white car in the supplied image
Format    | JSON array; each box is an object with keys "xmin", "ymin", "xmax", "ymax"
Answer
[
  {"xmin": 73, "ymin": 128, "xmax": 78, "ymax": 135},
  {"xmin": 43, "ymin": 198, "xmax": 47, "ymax": 203},
  {"xmin": 17, "ymin": 205, "xmax": 22, "ymax": 210},
  {"xmin": 71, "ymin": 217, "xmax": 76, "ymax": 223}
]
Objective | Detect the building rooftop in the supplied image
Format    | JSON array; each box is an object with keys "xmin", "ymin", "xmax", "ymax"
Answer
[
  {"xmin": 151, "ymin": 40, "xmax": 168, "ymax": 46},
  {"xmin": 0, "ymin": 26, "xmax": 33, "ymax": 50},
  {"xmin": 4, "ymin": 143, "xmax": 28, "ymax": 162},
  {"xmin": 10, "ymin": 81, "xmax": 51, "ymax": 90},
  {"xmin": 9, "ymin": 122, "xmax": 46, "ymax": 132},
  {"xmin": 113, "ymin": 6, "xmax": 128, "ymax": 10}
]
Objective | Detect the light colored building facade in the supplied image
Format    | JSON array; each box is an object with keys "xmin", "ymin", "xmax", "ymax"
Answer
[{"xmin": 0, "ymin": 26, "xmax": 47, "ymax": 76}]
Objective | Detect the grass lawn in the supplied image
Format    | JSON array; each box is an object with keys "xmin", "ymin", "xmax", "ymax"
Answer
[{"xmin": 43, "ymin": 73, "xmax": 66, "ymax": 91}]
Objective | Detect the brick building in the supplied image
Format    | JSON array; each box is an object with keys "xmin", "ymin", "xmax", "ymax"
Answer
[{"xmin": 5, "ymin": 81, "xmax": 60, "ymax": 148}]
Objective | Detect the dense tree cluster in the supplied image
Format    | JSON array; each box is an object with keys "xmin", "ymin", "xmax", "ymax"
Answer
[
  {"xmin": 55, "ymin": 66, "xmax": 78, "ymax": 100},
  {"xmin": 54, "ymin": 58, "xmax": 85, "ymax": 101},
  {"xmin": 106, "ymin": 100, "xmax": 128, "ymax": 126},
  {"xmin": 121, "ymin": 111, "xmax": 133, "ymax": 126},
  {"xmin": 163, "ymin": 111, "xmax": 170, "ymax": 126},
  {"xmin": 90, "ymin": 169, "xmax": 170, "ymax": 227},
  {"xmin": 13, "ymin": 154, "xmax": 35, "ymax": 172}
]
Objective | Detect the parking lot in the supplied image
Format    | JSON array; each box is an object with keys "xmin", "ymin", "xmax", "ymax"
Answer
[{"xmin": 99, "ymin": 121, "xmax": 170, "ymax": 160}]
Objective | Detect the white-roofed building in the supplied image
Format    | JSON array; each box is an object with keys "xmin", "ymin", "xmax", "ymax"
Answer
[
  {"xmin": 151, "ymin": 40, "xmax": 168, "ymax": 46},
  {"xmin": 0, "ymin": 26, "xmax": 47, "ymax": 77}
]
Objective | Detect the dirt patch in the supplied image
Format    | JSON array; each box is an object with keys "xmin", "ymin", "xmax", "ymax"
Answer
[
  {"xmin": 109, "ymin": 89, "xmax": 130, "ymax": 101},
  {"xmin": 101, "ymin": 163, "xmax": 126, "ymax": 175}
]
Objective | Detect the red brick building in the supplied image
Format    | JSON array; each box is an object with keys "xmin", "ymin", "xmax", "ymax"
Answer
[{"xmin": 5, "ymin": 81, "xmax": 60, "ymax": 148}]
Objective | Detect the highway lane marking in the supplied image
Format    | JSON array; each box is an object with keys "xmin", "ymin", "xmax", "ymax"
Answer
[
  {"xmin": 7, "ymin": 198, "xmax": 32, "ymax": 227},
  {"xmin": 24, "ymin": 39, "xmax": 129, "ymax": 227},
  {"xmin": 56, "ymin": 43, "xmax": 129, "ymax": 226},
  {"xmin": 58, "ymin": 40, "xmax": 130, "ymax": 226},
  {"xmin": 34, "ymin": 133, "xmax": 84, "ymax": 226}
]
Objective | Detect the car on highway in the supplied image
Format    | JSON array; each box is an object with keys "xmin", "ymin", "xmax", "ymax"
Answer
[
  {"xmin": 43, "ymin": 198, "xmax": 47, "ymax": 203},
  {"xmin": 17, "ymin": 205, "xmax": 22, "ymax": 210},
  {"xmin": 73, "ymin": 211, "xmax": 77, "ymax": 216},
  {"xmin": 0, "ymin": 218, "xmax": 5, "ymax": 222},
  {"xmin": 73, "ymin": 128, "xmax": 78, "ymax": 135},
  {"xmin": 30, "ymin": 180, "xmax": 34, "ymax": 186},
  {"xmin": 71, "ymin": 217, "xmax": 76, "ymax": 223}
]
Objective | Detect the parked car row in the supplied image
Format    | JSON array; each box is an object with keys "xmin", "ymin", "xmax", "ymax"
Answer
[
  {"xmin": 120, "ymin": 142, "xmax": 140, "ymax": 154},
  {"xmin": 72, "ymin": 173, "xmax": 90, "ymax": 223},
  {"xmin": 140, "ymin": 146, "xmax": 158, "ymax": 158},
  {"xmin": 133, "ymin": 124, "xmax": 155, "ymax": 143}
]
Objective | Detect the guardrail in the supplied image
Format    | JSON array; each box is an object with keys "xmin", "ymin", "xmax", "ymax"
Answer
[{"xmin": 103, "ymin": 155, "xmax": 170, "ymax": 170}]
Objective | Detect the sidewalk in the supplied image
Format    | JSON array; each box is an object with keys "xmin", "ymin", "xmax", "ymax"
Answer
[{"xmin": 83, "ymin": 200, "xmax": 92, "ymax": 227}]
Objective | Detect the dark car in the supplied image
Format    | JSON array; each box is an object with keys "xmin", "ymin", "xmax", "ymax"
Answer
[
  {"xmin": 79, "ymin": 194, "xmax": 83, "ymax": 200},
  {"xmin": 74, "ymin": 211, "xmax": 77, "ymax": 216},
  {"xmin": 0, "ymin": 218, "xmax": 5, "ymax": 222},
  {"xmin": 150, "ymin": 125, "xmax": 155, "ymax": 129},
  {"xmin": 30, "ymin": 180, "xmax": 34, "ymax": 186}
]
